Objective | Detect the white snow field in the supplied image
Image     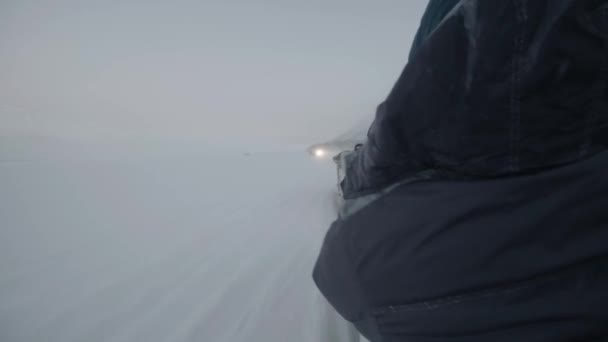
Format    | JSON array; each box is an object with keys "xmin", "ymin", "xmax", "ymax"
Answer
[{"xmin": 0, "ymin": 146, "xmax": 365, "ymax": 342}]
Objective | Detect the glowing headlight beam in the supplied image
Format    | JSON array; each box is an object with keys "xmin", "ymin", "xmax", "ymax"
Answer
[{"xmin": 314, "ymin": 148, "xmax": 326, "ymax": 158}]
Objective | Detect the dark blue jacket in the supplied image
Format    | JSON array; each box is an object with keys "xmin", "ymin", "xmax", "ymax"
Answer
[
  {"xmin": 409, "ymin": 0, "xmax": 461, "ymax": 61},
  {"xmin": 340, "ymin": 0, "xmax": 608, "ymax": 199},
  {"xmin": 314, "ymin": 1, "xmax": 608, "ymax": 341}
]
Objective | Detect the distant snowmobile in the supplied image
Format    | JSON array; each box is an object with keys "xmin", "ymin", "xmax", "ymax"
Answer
[
  {"xmin": 306, "ymin": 116, "xmax": 371, "ymax": 160},
  {"xmin": 307, "ymin": 140, "xmax": 364, "ymax": 160}
]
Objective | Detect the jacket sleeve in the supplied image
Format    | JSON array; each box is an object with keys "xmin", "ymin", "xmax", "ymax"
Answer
[
  {"xmin": 340, "ymin": 0, "xmax": 579, "ymax": 199},
  {"xmin": 341, "ymin": 0, "xmax": 461, "ymax": 199}
]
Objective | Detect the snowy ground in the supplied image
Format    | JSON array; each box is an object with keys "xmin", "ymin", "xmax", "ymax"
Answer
[{"xmin": 0, "ymin": 147, "xmax": 363, "ymax": 342}]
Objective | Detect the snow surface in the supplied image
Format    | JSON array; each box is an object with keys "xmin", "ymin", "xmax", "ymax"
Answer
[{"xmin": 0, "ymin": 147, "xmax": 365, "ymax": 342}]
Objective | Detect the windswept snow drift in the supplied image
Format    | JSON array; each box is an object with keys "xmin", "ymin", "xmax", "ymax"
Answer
[{"xmin": 0, "ymin": 147, "xmax": 360, "ymax": 342}]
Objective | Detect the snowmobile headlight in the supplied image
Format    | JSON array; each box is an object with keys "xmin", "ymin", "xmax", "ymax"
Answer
[{"xmin": 314, "ymin": 148, "xmax": 326, "ymax": 158}]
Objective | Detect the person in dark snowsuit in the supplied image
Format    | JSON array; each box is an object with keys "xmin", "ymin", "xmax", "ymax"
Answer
[{"xmin": 313, "ymin": 0, "xmax": 608, "ymax": 341}]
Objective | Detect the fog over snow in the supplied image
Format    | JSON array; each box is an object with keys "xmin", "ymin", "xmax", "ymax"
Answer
[
  {"xmin": 1, "ymin": 0, "xmax": 426, "ymax": 146},
  {"xmin": 1, "ymin": 1, "xmax": 427, "ymax": 341}
]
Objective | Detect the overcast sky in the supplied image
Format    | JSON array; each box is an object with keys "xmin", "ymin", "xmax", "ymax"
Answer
[{"xmin": 0, "ymin": 0, "xmax": 427, "ymax": 146}]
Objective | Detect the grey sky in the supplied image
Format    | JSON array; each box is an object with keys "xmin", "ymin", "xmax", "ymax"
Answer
[{"xmin": 1, "ymin": 0, "xmax": 427, "ymax": 145}]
